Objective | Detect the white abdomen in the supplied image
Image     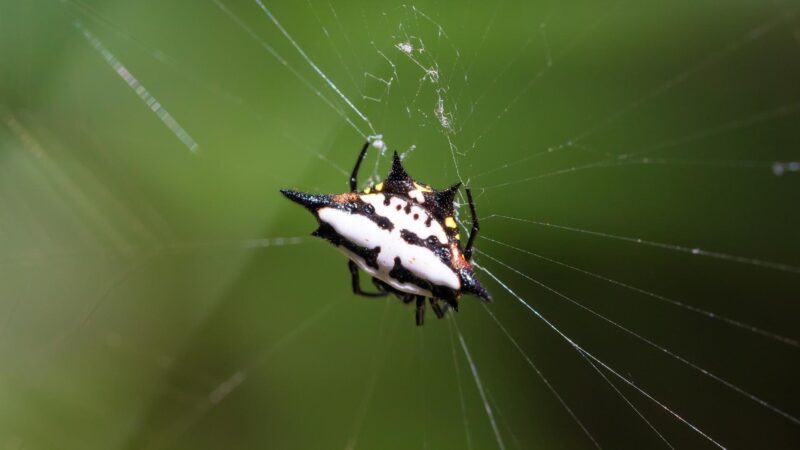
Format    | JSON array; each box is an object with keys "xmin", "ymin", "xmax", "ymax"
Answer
[{"xmin": 318, "ymin": 195, "xmax": 460, "ymax": 296}]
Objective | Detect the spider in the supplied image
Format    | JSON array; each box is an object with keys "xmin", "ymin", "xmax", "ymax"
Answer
[{"xmin": 281, "ymin": 142, "xmax": 491, "ymax": 325}]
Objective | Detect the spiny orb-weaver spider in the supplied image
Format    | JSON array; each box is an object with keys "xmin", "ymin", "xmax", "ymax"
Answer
[{"xmin": 281, "ymin": 142, "xmax": 491, "ymax": 326}]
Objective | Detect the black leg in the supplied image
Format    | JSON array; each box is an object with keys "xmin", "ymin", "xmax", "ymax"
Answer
[
  {"xmin": 372, "ymin": 277, "xmax": 391, "ymax": 294},
  {"xmin": 350, "ymin": 141, "xmax": 370, "ymax": 191},
  {"xmin": 349, "ymin": 261, "xmax": 386, "ymax": 297},
  {"xmin": 415, "ymin": 296, "xmax": 426, "ymax": 326},
  {"xmin": 464, "ymin": 187, "xmax": 479, "ymax": 261},
  {"xmin": 441, "ymin": 298, "xmax": 459, "ymax": 314},
  {"xmin": 372, "ymin": 278, "xmax": 414, "ymax": 302},
  {"xmin": 429, "ymin": 298, "xmax": 445, "ymax": 319}
]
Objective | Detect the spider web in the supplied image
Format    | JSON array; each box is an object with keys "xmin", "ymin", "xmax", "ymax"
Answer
[{"xmin": 2, "ymin": 0, "xmax": 800, "ymax": 449}]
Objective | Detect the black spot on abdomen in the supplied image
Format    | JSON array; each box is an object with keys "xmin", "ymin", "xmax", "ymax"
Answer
[
  {"xmin": 389, "ymin": 257, "xmax": 457, "ymax": 300},
  {"xmin": 354, "ymin": 198, "xmax": 393, "ymax": 230},
  {"xmin": 399, "ymin": 229, "xmax": 453, "ymax": 266},
  {"xmin": 312, "ymin": 222, "xmax": 381, "ymax": 269}
]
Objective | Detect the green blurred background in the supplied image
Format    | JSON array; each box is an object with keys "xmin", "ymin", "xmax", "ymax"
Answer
[{"xmin": 1, "ymin": 0, "xmax": 799, "ymax": 449}]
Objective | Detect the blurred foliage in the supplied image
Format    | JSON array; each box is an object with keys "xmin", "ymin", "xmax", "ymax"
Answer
[{"xmin": 1, "ymin": 0, "xmax": 799, "ymax": 449}]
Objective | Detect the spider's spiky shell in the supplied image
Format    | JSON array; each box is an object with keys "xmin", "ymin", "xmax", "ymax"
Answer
[{"xmin": 281, "ymin": 152, "xmax": 490, "ymax": 303}]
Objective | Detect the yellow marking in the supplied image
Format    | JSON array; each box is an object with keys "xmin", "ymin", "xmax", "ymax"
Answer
[
  {"xmin": 455, "ymin": 233, "xmax": 461, "ymax": 240},
  {"xmin": 445, "ymin": 217, "xmax": 457, "ymax": 228},
  {"xmin": 364, "ymin": 187, "xmax": 371, "ymax": 194},
  {"xmin": 413, "ymin": 182, "xmax": 433, "ymax": 193},
  {"xmin": 375, "ymin": 182, "xmax": 384, "ymax": 192}
]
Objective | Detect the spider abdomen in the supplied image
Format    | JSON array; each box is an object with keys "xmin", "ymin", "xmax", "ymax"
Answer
[{"xmin": 318, "ymin": 196, "xmax": 461, "ymax": 297}]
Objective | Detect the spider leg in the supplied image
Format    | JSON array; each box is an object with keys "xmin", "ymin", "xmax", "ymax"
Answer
[
  {"xmin": 463, "ymin": 187, "xmax": 480, "ymax": 261},
  {"xmin": 429, "ymin": 298, "xmax": 445, "ymax": 319},
  {"xmin": 372, "ymin": 278, "xmax": 415, "ymax": 303},
  {"xmin": 441, "ymin": 298, "xmax": 459, "ymax": 314},
  {"xmin": 350, "ymin": 141, "xmax": 371, "ymax": 191},
  {"xmin": 349, "ymin": 260, "xmax": 386, "ymax": 297},
  {"xmin": 371, "ymin": 277, "xmax": 391, "ymax": 293},
  {"xmin": 415, "ymin": 296, "xmax": 426, "ymax": 326}
]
